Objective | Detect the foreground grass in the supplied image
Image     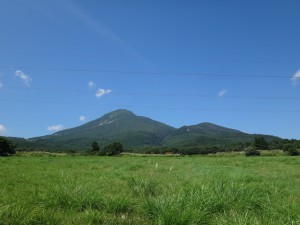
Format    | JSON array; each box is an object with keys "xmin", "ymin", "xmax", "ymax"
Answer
[{"xmin": 0, "ymin": 154, "xmax": 299, "ymax": 224}]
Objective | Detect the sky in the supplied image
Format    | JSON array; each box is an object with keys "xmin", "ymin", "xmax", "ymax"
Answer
[{"xmin": 0, "ymin": 0, "xmax": 300, "ymax": 139}]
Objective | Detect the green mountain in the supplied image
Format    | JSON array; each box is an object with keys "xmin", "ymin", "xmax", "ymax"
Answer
[
  {"xmin": 8, "ymin": 109, "xmax": 281, "ymax": 152},
  {"xmin": 163, "ymin": 122, "xmax": 278, "ymax": 147},
  {"xmin": 27, "ymin": 109, "xmax": 176, "ymax": 151}
]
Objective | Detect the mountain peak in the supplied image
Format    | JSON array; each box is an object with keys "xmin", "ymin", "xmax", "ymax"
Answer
[
  {"xmin": 109, "ymin": 109, "xmax": 135, "ymax": 115},
  {"xmin": 102, "ymin": 109, "xmax": 135, "ymax": 119},
  {"xmin": 197, "ymin": 122, "xmax": 215, "ymax": 126},
  {"xmin": 194, "ymin": 122, "xmax": 244, "ymax": 133}
]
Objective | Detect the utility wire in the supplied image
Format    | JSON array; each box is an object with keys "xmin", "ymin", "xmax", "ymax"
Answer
[
  {"xmin": 0, "ymin": 65, "xmax": 292, "ymax": 78},
  {"xmin": 3, "ymin": 87, "xmax": 300, "ymax": 100},
  {"xmin": 0, "ymin": 51, "xmax": 299, "ymax": 64},
  {"xmin": 1, "ymin": 98, "xmax": 299, "ymax": 113}
]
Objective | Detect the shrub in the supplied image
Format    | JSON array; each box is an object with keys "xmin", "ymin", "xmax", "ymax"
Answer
[
  {"xmin": 245, "ymin": 146, "xmax": 260, "ymax": 156},
  {"xmin": 283, "ymin": 144, "xmax": 299, "ymax": 156},
  {"xmin": 100, "ymin": 142, "xmax": 123, "ymax": 156}
]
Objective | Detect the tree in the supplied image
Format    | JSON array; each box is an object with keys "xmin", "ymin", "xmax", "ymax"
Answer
[
  {"xmin": 283, "ymin": 144, "xmax": 299, "ymax": 156},
  {"xmin": 254, "ymin": 136, "xmax": 268, "ymax": 150},
  {"xmin": 91, "ymin": 141, "xmax": 100, "ymax": 153},
  {"xmin": 100, "ymin": 142, "xmax": 123, "ymax": 156},
  {"xmin": 0, "ymin": 137, "xmax": 16, "ymax": 156},
  {"xmin": 245, "ymin": 146, "xmax": 260, "ymax": 156}
]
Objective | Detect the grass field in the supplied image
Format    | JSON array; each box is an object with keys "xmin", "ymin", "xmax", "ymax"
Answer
[{"xmin": 0, "ymin": 154, "xmax": 299, "ymax": 224}]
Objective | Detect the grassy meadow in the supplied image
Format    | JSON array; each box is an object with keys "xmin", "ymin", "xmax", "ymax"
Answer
[{"xmin": 0, "ymin": 153, "xmax": 300, "ymax": 224}]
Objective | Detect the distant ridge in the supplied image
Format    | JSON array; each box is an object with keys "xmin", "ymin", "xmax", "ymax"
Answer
[
  {"xmin": 163, "ymin": 122, "xmax": 273, "ymax": 147},
  {"xmin": 8, "ymin": 109, "xmax": 280, "ymax": 151}
]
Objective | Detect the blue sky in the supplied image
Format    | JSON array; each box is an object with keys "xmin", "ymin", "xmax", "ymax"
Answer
[{"xmin": 0, "ymin": 0, "xmax": 300, "ymax": 139}]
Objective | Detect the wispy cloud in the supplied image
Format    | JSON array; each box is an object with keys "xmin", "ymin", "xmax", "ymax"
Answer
[
  {"xmin": 0, "ymin": 124, "xmax": 7, "ymax": 136},
  {"xmin": 218, "ymin": 89, "xmax": 227, "ymax": 97},
  {"xmin": 291, "ymin": 70, "xmax": 300, "ymax": 85},
  {"xmin": 0, "ymin": 81, "xmax": 3, "ymax": 88},
  {"xmin": 79, "ymin": 116, "xmax": 86, "ymax": 122},
  {"xmin": 47, "ymin": 124, "xmax": 64, "ymax": 131},
  {"xmin": 95, "ymin": 88, "xmax": 112, "ymax": 98},
  {"xmin": 88, "ymin": 81, "xmax": 96, "ymax": 88},
  {"xmin": 63, "ymin": 1, "xmax": 147, "ymax": 64},
  {"xmin": 15, "ymin": 70, "xmax": 32, "ymax": 86}
]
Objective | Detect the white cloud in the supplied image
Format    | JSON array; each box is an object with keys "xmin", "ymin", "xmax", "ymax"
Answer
[
  {"xmin": 79, "ymin": 116, "xmax": 86, "ymax": 122},
  {"xmin": 15, "ymin": 70, "xmax": 32, "ymax": 86},
  {"xmin": 218, "ymin": 89, "xmax": 227, "ymax": 97},
  {"xmin": 0, "ymin": 81, "xmax": 3, "ymax": 88},
  {"xmin": 291, "ymin": 70, "xmax": 300, "ymax": 85},
  {"xmin": 88, "ymin": 81, "xmax": 96, "ymax": 88},
  {"xmin": 95, "ymin": 88, "xmax": 112, "ymax": 98},
  {"xmin": 47, "ymin": 124, "xmax": 64, "ymax": 131},
  {"xmin": 0, "ymin": 125, "xmax": 7, "ymax": 136}
]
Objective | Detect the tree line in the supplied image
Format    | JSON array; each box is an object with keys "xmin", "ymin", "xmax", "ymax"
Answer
[
  {"xmin": 1, "ymin": 135, "xmax": 299, "ymax": 157},
  {"xmin": 137, "ymin": 136, "xmax": 300, "ymax": 156}
]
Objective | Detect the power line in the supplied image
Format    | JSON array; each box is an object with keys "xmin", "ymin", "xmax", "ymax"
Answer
[
  {"xmin": 0, "ymin": 65, "xmax": 292, "ymax": 78},
  {"xmin": 1, "ymin": 97, "xmax": 299, "ymax": 113},
  {"xmin": 3, "ymin": 87, "xmax": 300, "ymax": 100},
  {"xmin": 1, "ymin": 51, "xmax": 300, "ymax": 64}
]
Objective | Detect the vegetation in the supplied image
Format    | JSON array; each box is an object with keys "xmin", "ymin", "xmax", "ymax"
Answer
[
  {"xmin": 7, "ymin": 133, "xmax": 300, "ymax": 156},
  {"xmin": 254, "ymin": 136, "xmax": 268, "ymax": 150},
  {"xmin": 136, "ymin": 138, "xmax": 300, "ymax": 156},
  {"xmin": 90, "ymin": 141, "xmax": 100, "ymax": 154},
  {"xmin": 245, "ymin": 146, "xmax": 260, "ymax": 156},
  {"xmin": 283, "ymin": 144, "xmax": 299, "ymax": 156},
  {"xmin": 0, "ymin": 137, "xmax": 16, "ymax": 156},
  {"xmin": 0, "ymin": 154, "xmax": 299, "ymax": 224},
  {"xmin": 100, "ymin": 142, "xmax": 124, "ymax": 156}
]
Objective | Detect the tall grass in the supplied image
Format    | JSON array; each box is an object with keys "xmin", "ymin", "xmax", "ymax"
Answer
[{"xmin": 0, "ymin": 155, "xmax": 299, "ymax": 224}]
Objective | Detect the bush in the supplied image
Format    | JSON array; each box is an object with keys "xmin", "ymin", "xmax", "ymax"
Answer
[
  {"xmin": 0, "ymin": 137, "xmax": 16, "ymax": 156},
  {"xmin": 100, "ymin": 142, "xmax": 123, "ymax": 156},
  {"xmin": 283, "ymin": 144, "xmax": 299, "ymax": 156},
  {"xmin": 245, "ymin": 146, "xmax": 260, "ymax": 156}
]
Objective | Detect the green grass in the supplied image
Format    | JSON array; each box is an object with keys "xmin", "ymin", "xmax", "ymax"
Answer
[{"xmin": 0, "ymin": 154, "xmax": 300, "ymax": 224}]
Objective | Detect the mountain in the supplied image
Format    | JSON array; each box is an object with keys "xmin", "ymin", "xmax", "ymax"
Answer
[
  {"xmin": 28, "ymin": 109, "xmax": 176, "ymax": 151},
  {"xmin": 8, "ymin": 109, "xmax": 281, "ymax": 152},
  {"xmin": 163, "ymin": 122, "xmax": 279, "ymax": 147}
]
